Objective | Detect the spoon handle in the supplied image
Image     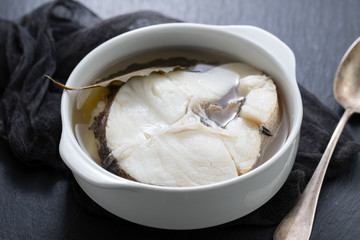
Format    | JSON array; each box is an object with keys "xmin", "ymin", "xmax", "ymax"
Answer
[{"xmin": 273, "ymin": 108, "xmax": 354, "ymax": 240}]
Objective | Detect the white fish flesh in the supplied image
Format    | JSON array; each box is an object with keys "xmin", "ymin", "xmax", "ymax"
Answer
[{"xmin": 94, "ymin": 62, "xmax": 280, "ymax": 187}]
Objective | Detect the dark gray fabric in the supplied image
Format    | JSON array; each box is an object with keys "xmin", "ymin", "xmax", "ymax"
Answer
[{"xmin": 0, "ymin": 0, "xmax": 359, "ymax": 226}]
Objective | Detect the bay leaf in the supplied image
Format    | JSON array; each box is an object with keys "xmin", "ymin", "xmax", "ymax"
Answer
[{"xmin": 46, "ymin": 65, "xmax": 186, "ymax": 91}]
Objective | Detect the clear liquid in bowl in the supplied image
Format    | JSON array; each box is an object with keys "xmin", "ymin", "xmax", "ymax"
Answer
[{"xmin": 72, "ymin": 47, "xmax": 289, "ymax": 176}]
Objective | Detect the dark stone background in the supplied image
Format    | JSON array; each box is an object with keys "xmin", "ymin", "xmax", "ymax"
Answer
[{"xmin": 1, "ymin": 0, "xmax": 360, "ymax": 239}]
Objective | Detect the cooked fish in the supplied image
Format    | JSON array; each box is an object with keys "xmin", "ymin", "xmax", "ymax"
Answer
[{"xmin": 91, "ymin": 62, "xmax": 280, "ymax": 187}]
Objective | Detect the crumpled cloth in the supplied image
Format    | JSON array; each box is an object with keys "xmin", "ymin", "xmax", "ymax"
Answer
[{"xmin": 0, "ymin": 0, "xmax": 359, "ymax": 226}]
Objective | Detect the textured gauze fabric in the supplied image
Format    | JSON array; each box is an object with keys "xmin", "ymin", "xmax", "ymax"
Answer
[{"xmin": 0, "ymin": 0, "xmax": 359, "ymax": 227}]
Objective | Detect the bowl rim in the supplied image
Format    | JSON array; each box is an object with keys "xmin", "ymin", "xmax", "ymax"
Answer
[{"xmin": 60, "ymin": 23, "xmax": 303, "ymax": 192}]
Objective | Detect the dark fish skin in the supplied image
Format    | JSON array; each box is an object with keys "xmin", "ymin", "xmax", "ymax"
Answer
[
  {"xmin": 89, "ymin": 85, "xmax": 135, "ymax": 180},
  {"xmin": 259, "ymin": 126, "xmax": 273, "ymax": 136}
]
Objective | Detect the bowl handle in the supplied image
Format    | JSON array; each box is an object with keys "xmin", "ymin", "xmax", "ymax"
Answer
[
  {"xmin": 218, "ymin": 25, "xmax": 296, "ymax": 80},
  {"xmin": 59, "ymin": 130, "xmax": 132, "ymax": 188}
]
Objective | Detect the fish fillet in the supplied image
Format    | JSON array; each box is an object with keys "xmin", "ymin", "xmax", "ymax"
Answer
[{"xmin": 98, "ymin": 62, "xmax": 280, "ymax": 187}]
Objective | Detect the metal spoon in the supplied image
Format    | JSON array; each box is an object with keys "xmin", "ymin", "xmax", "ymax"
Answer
[{"xmin": 273, "ymin": 36, "xmax": 360, "ymax": 240}]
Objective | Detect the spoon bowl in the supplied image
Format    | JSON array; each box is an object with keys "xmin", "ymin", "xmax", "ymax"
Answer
[{"xmin": 334, "ymin": 37, "xmax": 360, "ymax": 111}]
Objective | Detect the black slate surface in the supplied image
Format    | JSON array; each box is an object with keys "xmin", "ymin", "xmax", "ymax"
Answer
[{"xmin": 1, "ymin": 0, "xmax": 360, "ymax": 239}]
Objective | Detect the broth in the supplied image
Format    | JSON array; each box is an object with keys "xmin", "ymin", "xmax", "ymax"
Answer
[{"xmin": 73, "ymin": 47, "xmax": 289, "ymax": 172}]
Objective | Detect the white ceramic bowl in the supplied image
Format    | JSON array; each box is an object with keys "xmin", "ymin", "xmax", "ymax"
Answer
[{"xmin": 59, "ymin": 23, "xmax": 302, "ymax": 230}]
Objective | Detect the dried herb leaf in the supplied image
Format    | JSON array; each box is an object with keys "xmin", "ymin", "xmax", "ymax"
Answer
[{"xmin": 46, "ymin": 65, "xmax": 186, "ymax": 91}]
